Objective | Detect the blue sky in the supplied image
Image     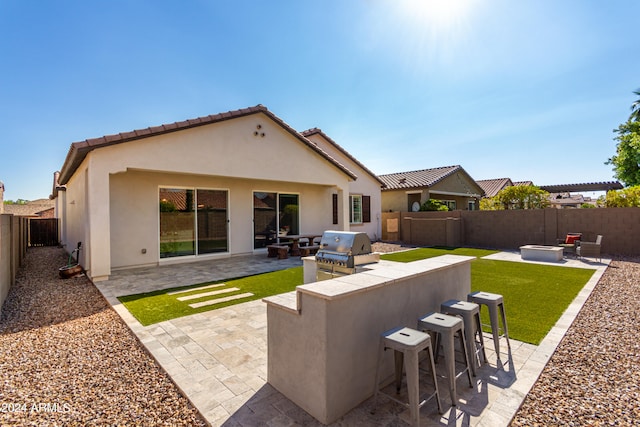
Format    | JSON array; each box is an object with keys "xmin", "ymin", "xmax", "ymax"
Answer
[{"xmin": 1, "ymin": 0, "xmax": 638, "ymax": 201}]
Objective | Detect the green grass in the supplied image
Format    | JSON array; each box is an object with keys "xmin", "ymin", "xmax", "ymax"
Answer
[
  {"xmin": 121, "ymin": 247, "xmax": 596, "ymax": 345},
  {"xmin": 381, "ymin": 248, "xmax": 595, "ymax": 345},
  {"xmin": 380, "ymin": 246, "xmax": 499, "ymax": 262},
  {"xmin": 118, "ymin": 267, "xmax": 302, "ymax": 326}
]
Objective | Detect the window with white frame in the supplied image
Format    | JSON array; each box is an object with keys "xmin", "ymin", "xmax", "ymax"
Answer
[{"xmin": 349, "ymin": 194, "xmax": 362, "ymax": 224}]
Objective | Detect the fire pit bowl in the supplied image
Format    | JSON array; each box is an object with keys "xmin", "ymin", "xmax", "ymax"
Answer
[
  {"xmin": 59, "ymin": 264, "xmax": 83, "ymax": 279},
  {"xmin": 59, "ymin": 241, "xmax": 83, "ymax": 279}
]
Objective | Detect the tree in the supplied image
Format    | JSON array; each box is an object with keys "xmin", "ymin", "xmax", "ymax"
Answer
[
  {"xmin": 631, "ymin": 88, "xmax": 640, "ymax": 122},
  {"xmin": 3, "ymin": 199, "xmax": 29, "ymax": 205},
  {"xmin": 480, "ymin": 185, "xmax": 550, "ymax": 210},
  {"xmin": 603, "ymin": 185, "xmax": 640, "ymax": 207},
  {"xmin": 606, "ymin": 119, "xmax": 640, "ymax": 187}
]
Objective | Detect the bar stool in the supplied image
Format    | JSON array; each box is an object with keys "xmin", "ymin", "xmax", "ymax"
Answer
[
  {"xmin": 418, "ymin": 313, "xmax": 473, "ymax": 406},
  {"xmin": 467, "ymin": 291, "xmax": 511, "ymax": 362},
  {"xmin": 373, "ymin": 327, "xmax": 443, "ymax": 426},
  {"xmin": 440, "ymin": 299, "xmax": 487, "ymax": 376}
]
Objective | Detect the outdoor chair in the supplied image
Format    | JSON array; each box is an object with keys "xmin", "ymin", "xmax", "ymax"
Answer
[
  {"xmin": 557, "ymin": 233, "xmax": 582, "ymax": 258},
  {"xmin": 576, "ymin": 235, "xmax": 603, "ymax": 262}
]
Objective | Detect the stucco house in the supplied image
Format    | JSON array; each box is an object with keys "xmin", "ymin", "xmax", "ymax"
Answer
[
  {"xmin": 52, "ymin": 105, "xmax": 383, "ymax": 281},
  {"xmin": 477, "ymin": 178, "xmax": 535, "ymax": 199},
  {"xmin": 378, "ymin": 165, "xmax": 484, "ymax": 212}
]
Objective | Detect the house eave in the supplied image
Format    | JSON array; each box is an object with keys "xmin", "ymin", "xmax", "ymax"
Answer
[{"xmin": 57, "ymin": 105, "xmax": 358, "ymax": 185}]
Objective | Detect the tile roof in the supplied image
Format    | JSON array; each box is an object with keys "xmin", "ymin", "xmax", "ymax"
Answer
[
  {"xmin": 476, "ymin": 178, "xmax": 514, "ymax": 198},
  {"xmin": 301, "ymin": 128, "xmax": 386, "ymax": 187},
  {"xmin": 513, "ymin": 180, "xmax": 534, "ymax": 186},
  {"xmin": 378, "ymin": 165, "xmax": 464, "ymax": 190},
  {"xmin": 3, "ymin": 199, "xmax": 55, "ymax": 217},
  {"xmin": 57, "ymin": 105, "xmax": 358, "ymax": 185}
]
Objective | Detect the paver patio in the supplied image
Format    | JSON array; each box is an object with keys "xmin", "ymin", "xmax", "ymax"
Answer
[{"xmin": 95, "ymin": 252, "xmax": 608, "ymax": 426}]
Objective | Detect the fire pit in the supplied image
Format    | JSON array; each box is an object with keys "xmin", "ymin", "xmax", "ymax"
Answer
[{"xmin": 520, "ymin": 244, "xmax": 564, "ymax": 262}]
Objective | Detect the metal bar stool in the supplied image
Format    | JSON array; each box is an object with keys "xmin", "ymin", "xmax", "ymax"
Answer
[
  {"xmin": 467, "ymin": 291, "xmax": 511, "ymax": 363},
  {"xmin": 440, "ymin": 299, "xmax": 487, "ymax": 376},
  {"xmin": 418, "ymin": 313, "xmax": 473, "ymax": 406},
  {"xmin": 373, "ymin": 327, "xmax": 443, "ymax": 426}
]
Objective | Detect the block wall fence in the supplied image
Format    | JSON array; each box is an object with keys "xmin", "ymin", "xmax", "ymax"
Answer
[
  {"xmin": 0, "ymin": 215, "xmax": 28, "ymax": 310},
  {"xmin": 382, "ymin": 208, "xmax": 640, "ymax": 256}
]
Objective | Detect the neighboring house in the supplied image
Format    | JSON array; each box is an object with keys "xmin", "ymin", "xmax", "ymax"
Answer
[
  {"xmin": 476, "ymin": 178, "xmax": 514, "ymax": 198},
  {"xmin": 53, "ymin": 105, "xmax": 383, "ymax": 281},
  {"xmin": 378, "ymin": 165, "xmax": 484, "ymax": 212},
  {"xmin": 3, "ymin": 198, "xmax": 55, "ymax": 218},
  {"xmin": 548, "ymin": 192, "xmax": 590, "ymax": 209},
  {"xmin": 477, "ymin": 178, "xmax": 535, "ymax": 199}
]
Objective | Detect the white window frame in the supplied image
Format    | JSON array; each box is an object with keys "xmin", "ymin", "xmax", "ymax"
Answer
[{"xmin": 349, "ymin": 194, "xmax": 363, "ymax": 224}]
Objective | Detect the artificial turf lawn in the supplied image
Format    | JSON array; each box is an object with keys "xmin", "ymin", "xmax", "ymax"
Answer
[
  {"xmin": 380, "ymin": 246, "xmax": 500, "ymax": 261},
  {"xmin": 120, "ymin": 247, "xmax": 595, "ymax": 344},
  {"xmin": 118, "ymin": 266, "xmax": 302, "ymax": 326},
  {"xmin": 381, "ymin": 248, "xmax": 596, "ymax": 345}
]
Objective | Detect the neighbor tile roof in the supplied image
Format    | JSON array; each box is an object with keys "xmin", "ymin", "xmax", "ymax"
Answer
[
  {"xmin": 3, "ymin": 199, "xmax": 55, "ymax": 217},
  {"xmin": 378, "ymin": 165, "xmax": 464, "ymax": 190},
  {"xmin": 476, "ymin": 178, "xmax": 514, "ymax": 198},
  {"xmin": 58, "ymin": 105, "xmax": 358, "ymax": 185}
]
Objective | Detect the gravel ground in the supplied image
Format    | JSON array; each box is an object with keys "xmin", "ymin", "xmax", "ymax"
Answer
[
  {"xmin": 0, "ymin": 247, "xmax": 207, "ymax": 426},
  {"xmin": 511, "ymin": 256, "xmax": 640, "ymax": 426},
  {"xmin": 371, "ymin": 241, "xmax": 415, "ymax": 253}
]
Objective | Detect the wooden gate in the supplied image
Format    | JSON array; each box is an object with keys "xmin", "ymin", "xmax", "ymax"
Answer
[{"xmin": 29, "ymin": 218, "xmax": 59, "ymax": 246}]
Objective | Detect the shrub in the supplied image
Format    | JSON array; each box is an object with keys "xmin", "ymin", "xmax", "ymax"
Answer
[{"xmin": 420, "ymin": 199, "xmax": 449, "ymax": 211}]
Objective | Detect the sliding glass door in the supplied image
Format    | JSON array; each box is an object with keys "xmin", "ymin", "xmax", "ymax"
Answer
[
  {"xmin": 253, "ymin": 192, "xmax": 299, "ymax": 249},
  {"xmin": 278, "ymin": 193, "xmax": 299, "ymax": 236},
  {"xmin": 160, "ymin": 188, "xmax": 228, "ymax": 258},
  {"xmin": 196, "ymin": 189, "xmax": 228, "ymax": 254}
]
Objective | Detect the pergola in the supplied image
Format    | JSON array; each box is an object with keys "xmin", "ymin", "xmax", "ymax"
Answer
[{"xmin": 539, "ymin": 181, "xmax": 623, "ymax": 193}]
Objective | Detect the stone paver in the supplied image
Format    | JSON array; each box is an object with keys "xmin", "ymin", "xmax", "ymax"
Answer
[{"xmin": 94, "ymin": 251, "xmax": 609, "ymax": 426}]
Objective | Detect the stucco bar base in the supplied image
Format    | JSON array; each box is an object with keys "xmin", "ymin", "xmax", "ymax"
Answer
[
  {"xmin": 520, "ymin": 245, "xmax": 564, "ymax": 262},
  {"xmin": 263, "ymin": 255, "xmax": 474, "ymax": 425}
]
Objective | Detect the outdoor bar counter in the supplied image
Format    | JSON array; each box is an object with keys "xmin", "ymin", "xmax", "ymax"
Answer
[{"xmin": 263, "ymin": 254, "xmax": 474, "ymax": 424}]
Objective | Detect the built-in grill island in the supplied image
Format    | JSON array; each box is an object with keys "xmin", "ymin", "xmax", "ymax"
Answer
[{"xmin": 314, "ymin": 230, "xmax": 380, "ymax": 281}]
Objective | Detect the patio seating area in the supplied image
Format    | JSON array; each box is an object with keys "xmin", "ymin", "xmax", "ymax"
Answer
[{"xmin": 94, "ymin": 250, "xmax": 609, "ymax": 426}]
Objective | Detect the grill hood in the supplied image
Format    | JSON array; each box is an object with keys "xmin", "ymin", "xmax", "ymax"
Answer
[{"xmin": 318, "ymin": 231, "xmax": 372, "ymax": 256}]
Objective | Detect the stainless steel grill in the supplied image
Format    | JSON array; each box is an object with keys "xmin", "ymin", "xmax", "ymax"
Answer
[{"xmin": 315, "ymin": 231, "xmax": 379, "ymax": 280}]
